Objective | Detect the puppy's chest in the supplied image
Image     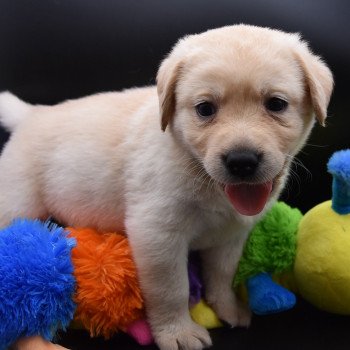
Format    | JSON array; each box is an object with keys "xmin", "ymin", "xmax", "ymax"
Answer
[
  {"xmin": 190, "ymin": 227, "xmax": 229, "ymax": 251},
  {"xmin": 187, "ymin": 201, "xmax": 245, "ymax": 250}
]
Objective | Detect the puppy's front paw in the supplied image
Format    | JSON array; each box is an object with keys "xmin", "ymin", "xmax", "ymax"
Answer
[
  {"xmin": 207, "ymin": 289, "xmax": 252, "ymax": 328},
  {"xmin": 154, "ymin": 319, "xmax": 212, "ymax": 350}
]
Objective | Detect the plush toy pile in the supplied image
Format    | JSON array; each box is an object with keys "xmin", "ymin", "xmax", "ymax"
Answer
[
  {"xmin": 0, "ymin": 222, "xmax": 208, "ymax": 349},
  {"xmin": 235, "ymin": 149, "xmax": 350, "ymax": 315},
  {"xmin": 0, "ymin": 149, "xmax": 349, "ymax": 349}
]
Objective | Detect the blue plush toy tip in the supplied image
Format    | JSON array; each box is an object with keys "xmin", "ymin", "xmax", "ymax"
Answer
[
  {"xmin": 246, "ymin": 273, "xmax": 296, "ymax": 315},
  {"xmin": 0, "ymin": 219, "xmax": 76, "ymax": 350},
  {"xmin": 328, "ymin": 149, "xmax": 350, "ymax": 215}
]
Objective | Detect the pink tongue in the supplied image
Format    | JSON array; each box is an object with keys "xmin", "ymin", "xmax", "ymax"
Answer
[{"xmin": 224, "ymin": 182, "xmax": 273, "ymax": 216}]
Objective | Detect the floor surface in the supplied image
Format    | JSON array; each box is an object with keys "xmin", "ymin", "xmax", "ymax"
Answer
[{"xmin": 58, "ymin": 299, "xmax": 350, "ymax": 350}]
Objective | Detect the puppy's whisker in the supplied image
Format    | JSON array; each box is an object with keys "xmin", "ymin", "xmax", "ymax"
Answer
[
  {"xmin": 288, "ymin": 167, "xmax": 301, "ymax": 197},
  {"xmin": 304, "ymin": 143, "xmax": 328, "ymax": 149},
  {"xmin": 180, "ymin": 157, "xmax": 211, "ymax": 198},
  {"xmin": 286, "ymin": 154, "xmax": 312, "ymax": 181},
  {"xmin": 193, "ymin": 168, "xmax": 211, "ymax": 195},
  {"xmin": 283, "ymin": 154, "xmax": 313, "ymax": 199},
  {"xmin": 181, "ymin": 158, "xmax": 202, "ymax": 176}
]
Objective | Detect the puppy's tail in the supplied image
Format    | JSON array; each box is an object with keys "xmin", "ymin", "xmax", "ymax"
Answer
[{"xmin": 0, "ymin": 91, "xmax": 32, "ymax": 132}]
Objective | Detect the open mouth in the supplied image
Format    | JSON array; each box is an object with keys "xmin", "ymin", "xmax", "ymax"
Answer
[{"xmin": 223, "ymin": 181, "xmax": 274, "ymax": 216}]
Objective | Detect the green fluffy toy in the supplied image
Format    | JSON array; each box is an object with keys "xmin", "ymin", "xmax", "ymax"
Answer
[
  {"xmin": 235, "ymin": 202, "xmax": 302, "ymax": 286},
  {"xmin": 234, "ymin": 202, "xmax": 303, "ymax": 315}
]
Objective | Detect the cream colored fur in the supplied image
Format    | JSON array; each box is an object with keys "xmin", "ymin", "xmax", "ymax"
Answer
[{"xmin": 1, "ymin": 25, "xmax": 333, "ymax": 350}]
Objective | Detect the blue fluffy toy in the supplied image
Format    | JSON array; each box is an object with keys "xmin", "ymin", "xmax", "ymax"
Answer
[
  {"xmin": 0, "ymin": 219, "xmax": 76, "ymax": 350},
  {"xmin": 328, "ymin": 149, "xmax": 350, "ymax": 214}
]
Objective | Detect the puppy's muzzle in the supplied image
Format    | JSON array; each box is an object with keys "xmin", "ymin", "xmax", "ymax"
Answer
[{"xmin": 222, "ymin": 149, "xmax": 262, "ymax": 180}]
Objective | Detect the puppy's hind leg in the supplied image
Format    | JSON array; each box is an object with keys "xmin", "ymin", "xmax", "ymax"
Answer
[
  {"xmin": 0, "ymin": 180, "xmax": 47, "ymax": 227},
  {"xmin": 0, "ymin": 146, "xmax": 48, "ymax": 228}
]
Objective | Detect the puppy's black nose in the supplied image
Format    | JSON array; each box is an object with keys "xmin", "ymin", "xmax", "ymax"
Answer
[{"xmin": 223, "ymin": 150, "xmax": 261, "ymax": 178}]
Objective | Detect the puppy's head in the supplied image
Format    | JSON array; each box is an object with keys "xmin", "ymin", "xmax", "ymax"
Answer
[{"xmin": 157, "ymin": 25, "xmax": 333, "ymax": 216}]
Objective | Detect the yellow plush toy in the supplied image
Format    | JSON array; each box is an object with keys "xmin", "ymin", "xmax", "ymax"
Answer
[{"xmin": 294, "ymin": 149, "xmax": 350, "ymax": 314}]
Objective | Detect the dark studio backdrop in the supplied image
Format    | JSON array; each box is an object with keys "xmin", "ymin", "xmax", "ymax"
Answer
[{"xmin": 0, "ymin": 0, "xmax": 350, "ymax": 349}]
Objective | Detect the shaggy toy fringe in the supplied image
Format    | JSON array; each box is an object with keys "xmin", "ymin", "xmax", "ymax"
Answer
[
  {"xmin": 0, "ymin": 219, "xmax": 76, "ymax": 350},
  {"xmin": 69, "ymin": 227, "xmax": 144, "ymax": 339}
]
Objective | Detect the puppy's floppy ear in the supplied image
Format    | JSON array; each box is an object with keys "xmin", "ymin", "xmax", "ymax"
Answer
[
  {"xmin": 156, "ymin": 55, "xmax": 183, "ymax": 131},
  {"xmin": 295, "ymin": 46, "xmax": 334, "ymax": 126}
]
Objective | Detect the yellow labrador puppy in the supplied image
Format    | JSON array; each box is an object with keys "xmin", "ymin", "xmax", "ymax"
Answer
[{"xmin": 0, "ymin": 25, "xmax": 332, "ymax": 350}]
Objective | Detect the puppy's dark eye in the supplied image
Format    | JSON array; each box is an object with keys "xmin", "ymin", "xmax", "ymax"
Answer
[
  {"xmin": 196, "ymin": 102, "xmax": 216, "ymax": 118},
  {"xmin": 265, "ymin": 97, "xmax": 288, "ymax": 113}
]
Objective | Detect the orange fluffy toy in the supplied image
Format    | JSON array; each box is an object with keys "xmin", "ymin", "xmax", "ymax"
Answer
[{"xmin": 67, "ymin": 227, "xmax": 149, "ymax": 342}]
